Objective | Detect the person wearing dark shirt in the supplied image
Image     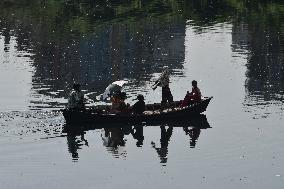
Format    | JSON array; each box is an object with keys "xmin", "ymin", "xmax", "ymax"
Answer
[{"xmin": 132, "ymin": 94, "xmax": 145, "ymax": 114}]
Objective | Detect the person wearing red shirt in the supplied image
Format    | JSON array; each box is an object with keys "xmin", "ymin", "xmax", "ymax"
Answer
[{"xmin": 181, "ymin": 80, "xmax": 202, "ymax": 107}]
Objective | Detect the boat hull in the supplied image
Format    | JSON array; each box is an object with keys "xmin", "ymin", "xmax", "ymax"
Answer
[{"xmin": 62, "ymin": 97, "xmax": 212, "ymax": 125}]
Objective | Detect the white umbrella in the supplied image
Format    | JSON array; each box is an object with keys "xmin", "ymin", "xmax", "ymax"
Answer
[{"xmin": 98, "ymin": 80, "xmax": 128, "ymax": 101}]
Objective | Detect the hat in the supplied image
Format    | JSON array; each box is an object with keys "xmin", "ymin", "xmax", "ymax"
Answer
[
  {"xmin": 163, "ymin": 66, "xmax": 169, "ymax": 69},
  {"xmin": 162, "ymin": 66, "xmax": 169, "ymax": 74}
]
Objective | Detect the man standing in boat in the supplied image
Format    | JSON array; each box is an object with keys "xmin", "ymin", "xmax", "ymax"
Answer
[{"xmin": 152, "ymin": 66, "xmax": 173, "ymax": 105}]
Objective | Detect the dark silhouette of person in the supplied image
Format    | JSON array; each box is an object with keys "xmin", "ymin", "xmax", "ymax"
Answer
[
  {"xmin": 183, "ymin": 127, "xmax": 201, "ymax": 148},
  {"xmin": 151, "ymin": 125, "xmax": 173, "ymax": 164},
  {"xmin": 3, "ymin": 27, "xmax": 11, "ymax": 52},
  {"xmin": 131, "ymin": 125, "xmax": 144, "ymax": 147},
  {"xmin": 131, "ymin": 94, "xmax": 146, "ymax": 114},
  {"xmin": 102, "ymin": 127, "xmax": 125, "ymax": 148},
  {"xmin": 66, "ymin": 130, "xmax": 89, "ymax": 161},
  {"xmin": 101, "ymin": 127, "xmax": 127, "ymax": 158}
]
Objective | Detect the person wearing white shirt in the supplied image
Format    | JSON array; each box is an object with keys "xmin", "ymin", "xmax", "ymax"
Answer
[{"xmin": 67, "ymin": 83, "xmax": 85, "ymax": 109}]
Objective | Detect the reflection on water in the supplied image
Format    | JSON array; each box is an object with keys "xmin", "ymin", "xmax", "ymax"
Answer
[
  {"xmin": 0, "ymin": 0, "xmax": 283, "ymax": 114},
  {"xmin": 183, "ymin": 127, "xmax": 201, "ymax": 148},
  {"xmin": 66, "ymin": 130, "xmax": 89, "ymax": 162},
  {"xmin": 230, "ymin": 2, "xmax": 284, "ymax": 117},
  {"xmin": 0, "ymin": 0, "xmax": 283, "ymax": 115},
  {"xmin": 0, "ymin": 1, "xmax": 284, "ymax": 188},
  {"xmin": 63, "ymin": 114, "xmax": 211, "ymax": 163},
  {"xmin": 0, "ymin": 0, "xmax": 186, "ymax": 110},
  {"xmin": 151, "ymin": 126, "xmax": 173, "ymax": 164}
]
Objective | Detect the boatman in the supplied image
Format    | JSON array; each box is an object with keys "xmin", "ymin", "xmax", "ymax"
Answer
[
  {"xmin": 152, "ymin": 66, "xmax": 173, "ymax": 105},
  {"xmin": 67, "ymin": 83, "xmax": 85, "ymax": 110}
]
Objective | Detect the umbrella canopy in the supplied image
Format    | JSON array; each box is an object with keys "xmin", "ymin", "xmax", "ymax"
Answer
[{"xmin": 99, "ymin": 80, "xmax": 128, "ymax": 101}]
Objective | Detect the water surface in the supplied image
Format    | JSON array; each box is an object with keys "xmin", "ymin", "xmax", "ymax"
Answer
[{"xmin": 0, "ymin": 0, "xmax": 283, "ymax": 188}]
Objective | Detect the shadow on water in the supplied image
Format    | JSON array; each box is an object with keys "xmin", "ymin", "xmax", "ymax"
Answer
[{"xmin": 62, "ymin": 114, "xmax": 211, "ymax": 163}]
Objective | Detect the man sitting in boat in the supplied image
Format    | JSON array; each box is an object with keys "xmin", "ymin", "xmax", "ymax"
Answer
[
  {"xmin": 110, "ymin": 91, "xmax": 129, "ymax": 113},
  {"xmin": 67, "ymin": 83, "xmax": 85, "ymax": 110},
  {"xmin": 131, "ymin": 94, "xmax": 145, "ymax": 114},
  {"xmin": 180, "ymin": 80, "xmax": 202, "ymax": 107}
]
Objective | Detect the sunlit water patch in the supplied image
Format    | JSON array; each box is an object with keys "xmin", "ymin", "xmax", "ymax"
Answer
[{"xmin": 0, "ymin": 111, "xmax": 65, "ymax": 142}]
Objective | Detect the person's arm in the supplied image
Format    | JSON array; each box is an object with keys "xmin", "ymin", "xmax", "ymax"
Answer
[
  {"xmin": 152, "ymin": 72, "xmax": 165, "ymax": 90},
  {"xmin": 152, "ymin": 82, "xmax": 160, "ymax": 90},
  {"xmin": 152, "ymin": 78, "xmax": 161, "ymax": 90}
]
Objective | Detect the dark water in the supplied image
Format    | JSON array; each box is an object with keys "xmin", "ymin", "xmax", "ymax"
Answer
[{"xmin": 0, "ymin": 0, "xmax": 284, "ymax": 188}]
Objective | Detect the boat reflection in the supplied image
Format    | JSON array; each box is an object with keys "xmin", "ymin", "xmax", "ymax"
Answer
[{"xmin": 63, "ymin": 114, "xmax": 211, "ymax": 163}]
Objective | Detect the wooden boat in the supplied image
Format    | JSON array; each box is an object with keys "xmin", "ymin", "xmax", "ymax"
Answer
[{"xmin": 62, "ymin": 97, "xmax": 213, "ymax": 125}]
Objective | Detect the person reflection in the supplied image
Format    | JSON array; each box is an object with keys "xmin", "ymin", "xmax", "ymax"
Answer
[
  {"xmin": 151, "ymin": 125, "xmax": 173, "ymax": 164},
  {"xmin": 3, "ymin": 27, "xmax": 11, "ymax": 52},
  {"xmin": 102, "ymin": 127, "xmax": 125, "ymax": 147},
  {"xmin": 66, "ymin": 130, "xmax": 89, "ymax": 161},
  {"xmin": 101, "ymin": 127, "xmax": 127, "ymax": 158},
  {"xmin": 183, "ymin": 127, "xmax": 201, "ymax": 148},
  {"xmin": 131, "ymin": 125, "xmax": 144, "ymax": 147}
]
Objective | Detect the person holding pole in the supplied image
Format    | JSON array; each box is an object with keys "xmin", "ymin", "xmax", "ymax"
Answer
[{"xmin": 152, "ymin": 66, "xmax": 173, "ymax": 105}]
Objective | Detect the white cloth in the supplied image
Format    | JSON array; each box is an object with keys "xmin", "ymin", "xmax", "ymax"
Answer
[{"xmin": 100, "ymin": 80, "xmax": 128, "ymax": 101}]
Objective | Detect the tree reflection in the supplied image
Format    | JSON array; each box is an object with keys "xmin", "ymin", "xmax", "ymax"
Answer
[
  {"xmin": 1, "ymin": 0, "xmax": 283, "ymax": 110},
  {"xmin": 230, "ymin": 0, "xmax": 284, "ymax": 116}
]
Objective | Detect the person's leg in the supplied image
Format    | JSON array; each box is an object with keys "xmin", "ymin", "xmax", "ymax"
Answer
[
  {"xmin": 167, "ymin": 87, "xmax": 173, "ymax": 103},
  {"xmin": 161, "ymin": 87, "xmax": 168, "ymax": 110},
  {"xmin": 163, "ymin": 86, "xmax": 173, "ymax": 103},
  {"xmin": 161, "ymin": 87, "xmax": 167, "ymax": 104}
]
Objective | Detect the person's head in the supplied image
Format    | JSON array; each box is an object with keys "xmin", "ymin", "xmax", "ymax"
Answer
[
  {"xmin": 137, "ymin": 94, "xmax": 144, "ymax": 101},
  {"xmin": 120, "ymin": 92, "xmax": 127, "ymax": 100},
  {"xmin": 162, "ymin": 66, "xmax": 169, "ymax": 73},
  {"xmin": 113, "ymin": 91, "xmax": 122, "ymax": 99},
  {"xmin": 73, "ymin": 83, "xmax": 81, "ymax": 91},
  {"xmin": 192, "ymin": 80, "xmax": 198, "ymax": 88}
]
